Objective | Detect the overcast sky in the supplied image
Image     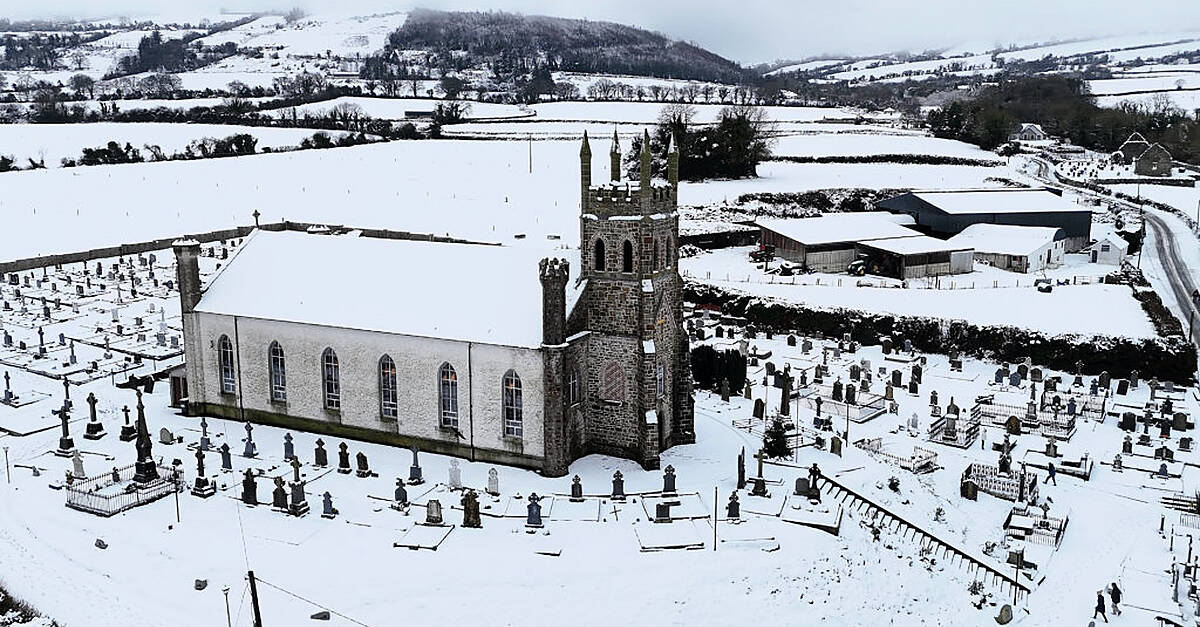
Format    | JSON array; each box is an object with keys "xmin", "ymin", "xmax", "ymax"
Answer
[{"xmin": 10, "ymin": 0, "xmax": 1200, "ymax": 64}]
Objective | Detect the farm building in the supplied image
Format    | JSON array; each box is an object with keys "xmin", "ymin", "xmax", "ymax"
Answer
[
  {"xmin": 875, "ymin": 188, "xmax": 1092, "ymax": 251},
  {"xmin": 1083, "ymin": 235, "xmax": 1129, "ymax": 265},
  {"xmin": 946, "ymin": 224, "xmax": 1066, "ymax": 273},
  {"xmin": 1010, "ymin": 123, "xmax": 1046, "ymax": 141},
  {"xmin": 855, "ymin": 235, "xmax": 974, "ymax": 279},
  {"xmin": 756, "ymin": 213, "xmax": 921, "ymax": 273},
  {"xmin": 1111, "ymin": 133, "xmax": 1173, "ymax": 177}
]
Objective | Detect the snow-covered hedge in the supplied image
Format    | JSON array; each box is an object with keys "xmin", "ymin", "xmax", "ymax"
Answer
[{"xmin": 687, "ymin": 283, "xmax": 1197, "ymax": 383}]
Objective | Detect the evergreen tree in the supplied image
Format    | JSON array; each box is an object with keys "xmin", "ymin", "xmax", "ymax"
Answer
[{"xmin": 763, "ymin": 417, "xmax": 791, "ymax": 459}]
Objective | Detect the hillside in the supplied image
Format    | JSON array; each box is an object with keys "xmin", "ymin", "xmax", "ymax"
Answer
[{"xmin": 378, "ymin": 9, "xmax": 753, "ymax": 85}]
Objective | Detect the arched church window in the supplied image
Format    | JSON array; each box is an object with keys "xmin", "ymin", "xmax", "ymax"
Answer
[
  {"xmin": 218, "ymin": 335, "xmax": 235, "ymax": 394},
  {"xmin": 268, "ymin": 341, "xmax": 286, "ymax": 402},
  {"xmin": 322, "ymin": 348, "xmax": 340, "ymax": 410},
  {"xmin": 503, "ymin": 370, "xmax": 523, "ymax": 437},
  {"xmin": 594, "ymin": 238, "xmax": 606, "ymax": 271},
  {"xmin": 622, "ymin": 240, "xmax": 634, "ymax": 273},
  {"xmin": 656, "ymin": 361, "xmax": 666, "ymax": 398},
  {"xmin": 601, "ymin": 361, "xmax": 626, "ymax": 402},
  {"xmin": 379, "ymin": 355, "xmax": 398, "ymax": 419},
  {"xmin": 439, "ymin": 362, "xmax": 458, "ymax": 428}
]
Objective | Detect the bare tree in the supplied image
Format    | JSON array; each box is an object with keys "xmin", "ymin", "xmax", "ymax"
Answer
[{"xmin": 69, "ymin": 74, "xmax": 95, "ymax": 99}]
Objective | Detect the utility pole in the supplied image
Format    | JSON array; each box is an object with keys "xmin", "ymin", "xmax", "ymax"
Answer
[
  {"xmin": 3, "ymin": 446, "xmax": 8, "ymax": 484},
  {"xmin": 248, "ymin": 570, "xmax": 264, "ymax": 627},
  {"xmin": 528, "ymin": 134, "xmax": 533, "ymax": 174},
  {"xmin": 223, "ymin": 586, "xmax": 232, "ymax": 627},
  {"xmin": 712, "ymin": 486, "xmax": 718, "ymax": 552}
]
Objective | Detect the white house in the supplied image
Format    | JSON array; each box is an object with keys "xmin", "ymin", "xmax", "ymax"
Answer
[
  {"xmin": 947, "ymin": 224, "xmax": 1066, "ymax": 273},
  {"xmin": 1084, "ymin": 236, "xmax": 1128, "ymax": 265},
  {"xmin": 1011, "ymin": 123, "xmax": 1047, "ymax": 142}
]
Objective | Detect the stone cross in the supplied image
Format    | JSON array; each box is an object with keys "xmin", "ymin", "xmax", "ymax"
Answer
[
  {"xmin": 291, "ymin": 457, "xmax": 302, "ymax": 483},
  {"xmin": 283, "ymin": 433, "xmax": 295, "ymax": 461},
  {"xmin": 408, "ymin": 445, "xmax": 424, "ymax": 484},
  {"xmin": 195, "ymin": 447, "xmax": 207, "ymax": 477},
  {"xmin": 755, "ymin": 448, "xmax": 766, "ymax": 479},
  {"xmin": 86, "ymin": 392, "xmax": 98, "ymax": 421},
  {"xmin": 394, "ymin": 479, "xmax": 409, "ymax": 505},
  {"xmin": 242, "ymin": 422, "xmax": 257, "ymax": 458},
  {"xmin": 526, "ymin": 493, "xmax": 543, "ymax": 527},
  {"xmin": 611, "ymin": 470, "xmax": 626, "ymax": 500},
  {"xmin": 662, "ymin": 465, "xmax": 677, "ymax": 493},
  {"xmin": 219, "ymin": 443, "xmax": 232, "ymax": 470}
]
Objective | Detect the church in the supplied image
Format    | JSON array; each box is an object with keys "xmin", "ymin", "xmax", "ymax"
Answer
[{"xmin": 173, "ymin": 132, "xmax": 694, "ymax": 476}]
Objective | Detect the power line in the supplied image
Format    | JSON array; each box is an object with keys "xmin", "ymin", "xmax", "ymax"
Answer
[{"xmin": 253, "ymin": 577, "xmax": 375, "ymax": 627}]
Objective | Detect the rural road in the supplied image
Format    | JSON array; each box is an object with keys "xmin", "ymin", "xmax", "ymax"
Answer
[{"xmin": 1143, "ymin": 210, "xmax": 1200, "ymax": 345}]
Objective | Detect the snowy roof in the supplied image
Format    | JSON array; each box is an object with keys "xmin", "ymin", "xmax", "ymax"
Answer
[
  {"xmin": 194, "ymin": 230, "xmax": 581, "ymax": 349},
  {"xmin": 946, "ymin": 224, "xmax": 1063, "ymax": 256},
  {"xmin": 756, "ymin": 212, "xmax": 921, "ymax": 246},
  {"xmin": 859, "ymin": 235, "xmax": 972, "ymax": 256},
  {"xmin": 908, "ymin": 189, "xmax": 1092, "ymax": 215},
  {"xmin": 1017, "ymin": 123, "xmax": 1044, "ymax": 134}
]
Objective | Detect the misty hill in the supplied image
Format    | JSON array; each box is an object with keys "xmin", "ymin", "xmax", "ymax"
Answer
[{"xmin": 381, "ymin": 9, "xmax": 752, "ymax": 85}]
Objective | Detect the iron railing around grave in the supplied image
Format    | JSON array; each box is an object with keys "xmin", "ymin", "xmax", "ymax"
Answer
[{"xmin": 65, "ymin": 461, "xmax": 181, "ymax": 517}]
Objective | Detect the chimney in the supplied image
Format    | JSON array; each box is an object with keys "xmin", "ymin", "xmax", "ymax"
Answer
[
  {"xmin": 539, "ymin": 258, "xmax": 569, "ymax": 346},
  {"xmin": 173, "ymin": 239, "xmax": 202, "ymax": 314}
]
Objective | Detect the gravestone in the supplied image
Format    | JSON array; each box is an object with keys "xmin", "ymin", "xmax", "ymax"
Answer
[
  {"xmin": 83, "ymin": 393, "xmax": 106, "ymax": 440},
  {"xmin": 241, "ymin": 470, "xmax": 258, "ymax": 505},
  {"xmin": 394, "ymin": 479, "xmax": 409, "ymax": 507},
  {"xmin": 159, "ymin": 427, "xmax": 174, "ymax": 445},
  {"xmin": 461, "ymin": 490, "xmax": 482, "ymax": 528},
  {"xmin": 409, "ymin": 445, "xmax": 424, "ymax": 485},
  {"xmin": 994, "ymin": 368, "xmax": 1004, "ymax": 384},
  {"xmin": 1031, "ymin": 368, "xmax": 1042, "ymax": 383},
  {"xmin": 750, "ymin": 476, "xmax": 769, "ymax": 498},
  {"xmin": 570, "ymin": 475, "xmax": 584, "ymax": 502},
  {"xmin": 283, "ymin": 433, "xmax": 295, "ymax": 461},
  {"xmin": 337, "ymin": 443, "xmax": 351, "ymax": 474},
  {"xmin": 891, "ymin": 370, "xmax": 902, "ymax": 388},
  {"xmin": 448, "ymin": 459, "xmax": 462, "ymax": 489},
  {"xmin": 314, "ymin": 439, "xmax": 328, "ymax": 467},
  {"xmin": 71, "ymin": 450, "xmax": 86, "ymax": 479},
  {"xmin": 199, "ymin": 417, "xmax": 211, "ymax": 451},
  {"xmin": 321, "ymin": 492, "xmax": 338, "ymax": 519},
  {"xmin": 793, "ymin": 477, "xmax": 810, "ymax": 497},
  {"xmin": 119, "ymin": 405, "xmax": 136, "ymax": 441},
  {"xmin": 930, "ymin": 390, "xmax": 939, "ymax": 407},
  {"xmin": 908, "ymin": 379, "xmax": 919, "ymax": 396},
  {"xmin": 1099, "ymin": 371, "xmax": 1111, "ymax": 390},
  {"xmin": 271, "ymin": 477, "xmax": 288, "ymax": 509},
  {"xmin": 487, "ymin": 468, "xmax": 500, "ymax": 496},
  {"xmin": 911, "ymin": 364, "xmax": 922, "ymax": 385},
  {"xmin": 219, "ymin": 443, "xmax": 232, "ymax": 471},
  {"xmin": 830, "ymin": 436, "xmax": 842, "ymax": 457},
  {"xmin": 426, "ymin": 499, "xmax": 444, "ymax": 525},
  {"xmin": 242, "ymin": 422, "xmax": 257, "ymax": 458},
  {"xmin": 1116, "ymin": 379, "xmax": 1129, "ymax": 396},
  {"xmin": 611, "ymin": 470, "xmax": 626, "ymax": 500},
  {"xmin": 752, "ymin": 399, "xmax": 765, "ymax": 419},
  {"xmin": 787, "ymin": 335, "xmax": 796, "ymax": 347},
  {"xmin": 1130, "ymin": 370, "xmax": 1139, "ymax": 388},
  {"xmin": 1067, "ymin": 398, "xmax": 1078, "ymax": 417},
  {"xmin": 844, "ymin": 384, "xmax": 857, "ymax": 406},
  {"xmin": 832, "ymin": 379, "xmax": 844, "ymax": 402},
  {"xmin": 1005, "ymin": 415, "xmax": 1021, "ymax": 435},
  {"xmin": 1009, "ymin": 372, "xmax": 1021, "ymax": 387},
  {"xmin": 662, "ymin": 465, "xmax": 677, "ymax": 494},
  {"xmin": 526, "ymin": 494, "xmax": 544, "ymax": 528},
  {"xmin": 726, "ymin": 492, "xmax": 740, "ymax": 519},
  {"xmin": 1016, "ymin": 364, "xmax": 1029, "ymax": 380},
  {"xmin": 355, "ymin": 452, "xmax": 371, "ymax": 478}
]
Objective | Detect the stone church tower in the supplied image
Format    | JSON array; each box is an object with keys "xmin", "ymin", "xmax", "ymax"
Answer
[{"xmin": 567, "ymin": 130, "xmax": 695, "ymax": 470}]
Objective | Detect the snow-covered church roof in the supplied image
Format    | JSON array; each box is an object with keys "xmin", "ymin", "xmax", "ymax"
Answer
[{"xmin": 194, "ymin": 229, "xmax": 582, "ymax": 349}]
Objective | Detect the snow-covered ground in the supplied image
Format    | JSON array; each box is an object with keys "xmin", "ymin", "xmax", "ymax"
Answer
[
  {"xmin": 0, "ymin": 245, "xmax": 1190, "ymax": 626},
  {"xmin": 0, "ymin": 122, "xmax": 345, "ymax": 167},
  {"xmin": 0, "ymin": 130, "xmax": 1020, "ymax": 265},
  {"xmin": 277, "ymin": 96, "xmax": 529, "ymax": 120},
  {"xmin": 682, "ymin": 246, "xmax": 1152, "ymax": 339}
]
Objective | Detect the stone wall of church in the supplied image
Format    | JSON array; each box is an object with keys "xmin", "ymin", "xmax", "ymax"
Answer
[{"xmin": 186, "ymin": 313, "xmax": 547, "ymax": 464}]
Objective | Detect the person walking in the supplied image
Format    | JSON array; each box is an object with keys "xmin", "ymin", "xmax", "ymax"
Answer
[
  {"xmin": 1045, "ymin": 462, "xmax": 1057, "ymax": 485},
  {"xmin": 1109, "ymin": 582, "xmax": 1122, "ymax": 615},
  {"xmin": 1093, "ymin": 590, "xmax": 1108, "ymax": 623}
]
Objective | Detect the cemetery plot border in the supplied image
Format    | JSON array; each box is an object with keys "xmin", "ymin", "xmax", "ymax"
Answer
[
  {"xmin": 854, "ymin": 437, "xmax": 938, "ymax": 473},
  {"xmin": 65, "ymin": 462, "xmax": 180, "ymax": 517},
  {"xmin": 1003, "ymin": 505, "xmax": 1069, "ymax": 548},
  {"xmin": 926, "ymin": 414, "xmax": 980, "ymax": 449},
  {"xmin": 971, "ymin": 402, "xmax": 1077, "ymax": 440}
]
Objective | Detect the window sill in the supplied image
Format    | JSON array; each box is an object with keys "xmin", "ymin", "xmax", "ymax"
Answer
[
  {"xmin": 502, "ymin": 435, "xmax": 525, "ymax": 449},
  {"xmin": 380, "ymin": 415, "xmax": 397, "ymax": 424},
  {"xmin": 269, "ymin": 398, "xmax": 288, "ymax": 408},
  {"xmin": 219, "ymin": 390, "xmax": 237, "ymax": 399}
]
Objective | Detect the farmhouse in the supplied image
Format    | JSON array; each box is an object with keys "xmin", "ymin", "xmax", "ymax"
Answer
[
  {"xmin": 947, "ymin": 224, "xmax": 1066, "ymax": 273},
  {"xmin": 756, "ymin": 212, "xmax": 921, "ymax": 273},
  {"xmin": 1083, "ymin": 235, "xmax": 1129, "ymax": 265},
  {"xmin": 875, "ymin": 188, "xmax": 1092, "ymax": 251},
  {"xmin": 1010, "ymin": 123, "xmax": 1046, "ymax": 141},
  {"xmin": 174, "ymin": 132, "xmax": 695, "ymax": 476}
]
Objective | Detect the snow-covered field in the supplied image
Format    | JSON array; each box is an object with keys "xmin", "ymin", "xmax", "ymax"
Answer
[
  {"xmin": 278, "ymin": 96, "xmax": 529, "ymax": 120},
  {"xmin": 528, "ymin": 102, "xmax": 846, "ymax": 124},
  {"xmin": 827, "ymin": 54, "xmax": 995, "ymax": 83},
  {"xmin": 770, "ymin": 133, "xmax": 997, "ymax": 159},
  {"xmin": 682, "ymin": 246, "xmax": 1153, "ymax": 339},
  {"xmin": 997, "ymin": 32, "xmax": 1200, "ymax": 62},
  {"xmin": 0, "ymin": 123, "xmax": 352, "ymax": 168},
  {"xmin": 1090, "ymin": 73, "xmax": 1196, "ymax": 95},
  {"xmin": 0, "ymin": 128, "xmax": 1019, "ymax": 264}
]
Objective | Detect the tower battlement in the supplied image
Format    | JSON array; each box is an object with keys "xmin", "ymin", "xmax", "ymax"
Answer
[{"xmin": 586, "ymin": 182, "xmax": 676, "ymax": 217}]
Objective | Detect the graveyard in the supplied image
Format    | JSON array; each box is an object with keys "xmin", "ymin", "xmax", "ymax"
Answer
[{"xmin": 0, "ymin": 241, "xmax": 1196, "ymax": 625}]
